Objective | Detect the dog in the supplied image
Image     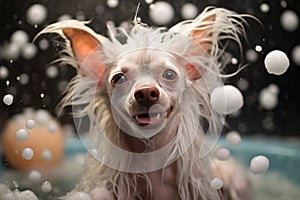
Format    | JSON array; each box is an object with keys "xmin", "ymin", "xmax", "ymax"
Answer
[{"xmin": 39, "ymin": 6, "xmax": 252, "ymax": 200}]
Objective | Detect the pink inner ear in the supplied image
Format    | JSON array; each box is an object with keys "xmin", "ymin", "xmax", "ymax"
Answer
[
  {"xmin": 63, "ymin": 28, "xmax": 106, "ymax": 80},
  {"xmin": 186, "ymin": 63, "xmax": 202, "ymax": 80}
]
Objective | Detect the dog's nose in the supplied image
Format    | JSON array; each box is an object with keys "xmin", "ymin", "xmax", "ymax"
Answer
[{"xmin": 134, "ymin": 86, "xmax": 160, "ymax": 106}]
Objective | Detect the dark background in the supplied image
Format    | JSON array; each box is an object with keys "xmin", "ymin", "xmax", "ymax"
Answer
[{"xmin": 0, "ymin": 0, "xmax": 299, "ymax": 137}]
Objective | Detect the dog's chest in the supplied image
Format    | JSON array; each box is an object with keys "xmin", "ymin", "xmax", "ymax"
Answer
[{"xmin": 135, "ymin": 163, "xmax": 178, "ymax": 200}]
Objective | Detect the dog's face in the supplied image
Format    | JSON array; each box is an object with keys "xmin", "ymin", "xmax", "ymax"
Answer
[{"xmin": 107, "ymin": 49, "xmax": 186, "ymax": 138}]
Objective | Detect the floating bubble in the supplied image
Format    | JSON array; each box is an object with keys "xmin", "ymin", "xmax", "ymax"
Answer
[
  {"xmin": 28, "ymin": 170, "xmax": 42, "ymax": 182},
  {"xmin": 48, "ymin": 122, "xmax": 57, "ymax": 133},
  {"xmin": 231, "ymin": 57, "xmax": 238, "ymax": 65},
  {"xmin": 76, "ymin": 11, "xmax": 86, "ymax": 21},
  {"xmin": 211, "ymin": 85, "xmax": 244, "ymax": 115},
  {"xmin": 216, "ymin": 147, "xmax": 230, "ymax": 161},
  {"xmin": 15, "ymin": 190, "xmax": 38, "ymax": 200},
  {"xmin": 107, "ymin": 0, "xmax": 119, "ymax": 8},
  {"xmin": 226, "ymin": 131, "xmax": 241, "ymax": 146},
  {"xmin": 145, "ymin": 0, "xmax": 153, "ymax": 4},
  {"xmin": 236, "ymin": 78, "xmax": 249, "ymax": 91},
  {"xmin": 22, "ymin": 147, "xmax": 34, "ymax": 160},
  {"xmin": 291, "ymin": 45, "xmax": 300, "ymax": 66},
  {"xmin": 41, "ymin": 181, "xmax": 52, "ymax": 193},
  {"xmin": 255, "ymin": 45, "xmax": 262, "ymax": 52},
  {"xmin": 35, "ymin": 109, "xmax": 51, "ymax": 124},
  {"xmin": 46, "ymin": 66, "xmax": 59, "ymax": 78},
  {"xmin": 250, "ymin": 155, "xmax": 270, "ymax": 175},
  {"xmin": 19, "ymin": 73, "xmax": 30, "ymax": 85},
  {"xmin": 58, "ymin": 14, "xmax": 72, "ymax": 21},
  {"xmin": 11, "ymin": 30, "xmax": 29, "ymax": 47},
  {"xmin": 21, "ymin": 43, "xmax": 37, "ymax": 60},
  {"xmin": 38, "ymin": 39, "xmax": 49, "ymax": 50},
  {"xmin": 181, "ymin": 3, "xmax": 198, "ymax": 19},
  {"xmin": 0, "ymin": 66, "xmax": 9, "ymax": 79},
  {"xmin": 280, "ymin": 0, "xmax": 287, "ymax": 8},
  {"xmin": 41, "ymin": 149, "xmax": 52, "ymax": 161},
  {"xmin": 245, "ymin": 49, "xmax": 258, "ymax": 63},
  {"xmin": 25, "ymin": 120, "xmax": 36, "ymax": 129},
  {"xmin": 260, "ymin": 3, "xmax": 270, "ymax": 13},
  {"xmin": 280, "ymin": 10, "xmax": 299, "ymax": 32},
  {"xmin": 3, "ymin": 94, "xmax": 14, "ymax": 106},
  {"xmin": 210, "ymin": 178, "xmax": 224, "ymax": 190},
  {"xmin": 66, "ymin": 192, "xmax": 92, "ymax": 200},
  {"xmin": 15, "ymin": 129, "xmax": 29, "ymax": 141},
  {"xmin": 264, "ymin": 50, "xmax": 290, "ymax": 75},
  {"xmin": 3, "ymin": 42, "xmax": 21, "ymax": 60},
  {"xmin": 40, "ymin": 93, "xmax": 45, "ymax": 98},
  {"xmin": 258, "ymin": 84, "xmax": 279, "ymax": 110},
  {"xmin": 149, "ymin": 1, "xmax": 174, "ymax": 25},
  {"xmin": 26, "ymin": 4, "xmax": 47, "ymax": 25}
]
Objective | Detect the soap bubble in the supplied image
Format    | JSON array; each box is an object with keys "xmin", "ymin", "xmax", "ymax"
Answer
[
  {"xmin": 210, "ymin": 178, "xmax": 224, "ymax": 190},
  {"xmin": 58, "ymin": 14, "xmax": 72, "ymax": 22},
  {"xmin": 260, "ymin": 3, "xmax": 270, "ymax": 13},
  {"xmin": 181, "ymin": 3, "xmax": 198, "ymax": 19},
  {"xmin": 41, "ymin": 149, "xmax": 53, "ymax": 161},
  {"xmin": 41, "ymin": 181, "xmax": 52, "ymax": 193},
  {"xmin": 0, "ymin": 66, "xmax": 9, "ymax": 79},
  {"xmin": 26, "ymin": 4, "xmax": 47, "ymax": 25},
  {"xmin": 216, "ymin": 147, "xmax": 231, "ymax": 161},
  {"xmin": 15, "ymin": 129, "xmax": 29, "ymax": 141},
  {"xmin": 280, "ymin": 10, "xmax": 299, "ymax": 32},
  {"xmin": 245, "ymin": 49, "xmax": 258, "ymax": 62},
  {"xmin": 149, "ymin": 1, "xmax": 174, "ymax": 25},
  {"xmin": 264, "ymin": 50, "xmax": 290, "ymax": 75},
  {"xmin": 35, "ymin": 109, "xmax": 51, "ymax": 124},
  {"xmin": 3, "ymin": 94, "xmax": 14, "ymax": 105},
  {"xmin": 46, "ymin": 66, "xmax": 59, "ymax": 78},
  {"xmin": 28, "ymin": 170, "xmax": 42, "ymax": 182},
  {"xmin": 226, "ymin": 131, "xmax": 241, "ymax": 146},
  {"xmin": 25, "ymin": 120, "xmax": 36, "ymax": 129},
  {"xmin": 107, "ymin": 0, "xmax": 119, "ymax": 8},
  {"xmin": 259, "ymin": 86, "xmax": 278, "ymax": 110},
  {"xmin": 21, "ymin": 43, "xmax": 37, "ymax": 60},
  {"xmin": 2, "ymin": 42, "xmax": 21, "ymax": 60},
  {"xmin": 22, "ymin": 147, "xmax": 34, "ymax": 160},
  {"xmin": 255, "ymin": 45, "xmax": 262, "ymax": 52},
  {"xmin": 10, "ymin": 30, "xmax": 29, "ymax": 47},
  {"xmin": 250, "ymin": 155, "xmax": 270, "ymax": 175},
  {"xmin": 18, "ymin": 73, "xmax": 30, "ymax": 85},
  {"xmin": 291, "ymin": 45, "xmax": 300, "ymax": 66},
  {"xmin": 38, "ymin": 39, "xmax": 49, "ymax": 50},
  {"xmin": 211, "ymin": 85, "xmax": 244, "ymax": 115}
]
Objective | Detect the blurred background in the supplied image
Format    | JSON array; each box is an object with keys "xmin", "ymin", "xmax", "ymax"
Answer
[{"xmin": 0, "ymin": 0, "xmax": 299, "ymax": 137}]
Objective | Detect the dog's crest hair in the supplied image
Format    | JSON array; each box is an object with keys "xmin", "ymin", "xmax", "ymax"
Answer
[{"xmin": 38, "ymin": 7, "xmax": 247, "ymax": 200}]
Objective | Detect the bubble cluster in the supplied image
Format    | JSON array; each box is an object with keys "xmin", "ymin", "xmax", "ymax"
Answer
[
  {"xmin": 211, "ymin": 85, "xmax": 244, "ymax": 115},
  {"xmin": 250, "ymin": 155, "xmax": 270, "ymax": 175},
  {"xmin": 264, "ymin": 50, "xmax": 290, "ymax": 75}
]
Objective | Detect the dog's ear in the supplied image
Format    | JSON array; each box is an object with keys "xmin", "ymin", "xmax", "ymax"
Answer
[
  {"xmin": 38, "ymin": 20, "xmax": 108, "ymax": 80},
  {"xmin": 62, "ymin": 28, "xmax": 106, "ymax": 79}
]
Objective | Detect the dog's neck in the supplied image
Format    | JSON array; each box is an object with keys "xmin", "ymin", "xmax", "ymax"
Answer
[{"xmin": 121, "ymin": 114, "xmax": 180, "ymax": 153}]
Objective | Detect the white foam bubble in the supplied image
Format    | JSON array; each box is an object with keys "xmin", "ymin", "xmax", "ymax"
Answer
[
  {"xmin": 48, "ymin": 122, "xmax": 57, "ymax": 133},
  {"xmin": 216, "ymin": 147, "xmax": 231, "ymax": 161},
  {"xmin": 66, "ymin": 192, "xmax": 92, "ymax": 200},
  {"xmin": 245, "ymin": 49, "xmax": 258, "ymax": 63},
  {"xmin": 25, "ymin": 120, "xmax": 36, "ymax": 129},
  {"xmin": 41, "ymin": 181, "xmax": 52, "ymax": 193},
  {"xmin": 260, "ymin": 3, "xmax": 270, "ymax": 13},
  {"xmin": 291, "ymin": 45, "xmax": 300, "ymax": 66},
  {"xmin": 46, "ymin": 66, "xmax": 59, "ymax": 78},
  {"xmin": 38, "ymin": 39, "xmax": 49, "ymax": 50},
  {"xmin": 181, "ymin": 3, "xmax": 198, "ymax": 19},
  {"xmin": 0, "ymin": 66, "xmax": 9, "ymax": 79},
  {"xmin": 41, "ymin": 149, "xmax": 52, "ymax": 161},
  {"xmin": 280, "ymin": 10, "xmax": 299, "ymax": 32},
  {"xmin": 226, "ymin": 131, "xmax": 242, "ymax": 146},
  {"xmin": 231, "ymin": 57, "xmax": 238, "ymax": 65},
  {"xmin": 149, "ymin": 1, "xmax": 174, "ymax": 25},
  {"xmin": 107, "ymin": 0, "xmax": 119, "ymax": 8},
  {"xmin": 250, "ymin": 155, "xmax": 270, "ymax": 175},
  {"xmin": 3, "ymin": 94, "xmax": 14, "ymax": 106},
  {"xmin": 15, "ymin": 129, "xmax": 29, "ymax": 141},
  {"xmin": 28, "ymin": 170, "xmax": 42, "ymax": 182},
  {"xmin": 236, "ymin": 78, "xmax": 249, "ymax": 91},
  {"xmin": 3, "ymin": 42, "xmax": 21, "ymax": 60},
  {"xmin": 15, "ymin": 190, "xmax": 38, "ymax": 200},
  {"xmin": 35, "ymin": 109, "xmax": 51, "ymax": 124},
  {"xmin": 22, "ymin": 147, "xmax": 34, "ymax": 160},
  {"xmin": 19, "ymin": 73, "xmax": 30, "ymax": 85},
  {"xmin": 211, "ymin": 85, "xmax": 244, "ymax": 115},
  {"xmin": 26, "ymin": 4, "xmax": 47, "ymax": 25},
  {"xmin": 210, "ymin": 178, "xmax": 224, "ymax": 190},
  {"xmin": 21, "ymin": 43, "xmax": 37, "ymax": 60},
  {"xmin": 255, "ymin": 45, "xmax": 263, "ymax": 52},
  {"xmin": 58, "ymin": 14, "xmax": 72, "ymax": 22},
  {"xmin": 264, "ymin": 50, "xmax": 290, "ymax": 75},
  {"xmin": 258, "ymin": 85, "xmax": 279, "ymax": 110},
  {"xmin": 10, "ymin": 30, "xmax": 29, "ymax": 47}
]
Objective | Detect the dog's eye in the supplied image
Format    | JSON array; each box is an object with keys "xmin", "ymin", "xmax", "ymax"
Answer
[
  {"xmin": 162, "ymin": 69, "xmax": 177, "ymax": 80},
  {"xmin": 111, "ymin": 73, "xmax": 127, "ymax": 85}
]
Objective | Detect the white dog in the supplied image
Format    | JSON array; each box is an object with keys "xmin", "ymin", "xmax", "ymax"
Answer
[{"xmin": 39, "ymin": 7, "xmax": 251, "ymax": 200}]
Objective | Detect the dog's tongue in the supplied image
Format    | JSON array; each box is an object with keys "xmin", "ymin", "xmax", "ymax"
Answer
[{"xmin": 135, "ymin": 113, "xmax": 159, "ymax": 125}]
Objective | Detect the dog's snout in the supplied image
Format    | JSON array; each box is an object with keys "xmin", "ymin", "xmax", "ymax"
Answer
[{"xmin": 134, "ymin": 86, "xmax": 160, "ymax": 106}]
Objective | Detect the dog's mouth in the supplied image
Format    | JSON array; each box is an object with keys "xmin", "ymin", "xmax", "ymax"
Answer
[{"xmin": 133, "ymin": 106, "xmax": 173, "ymax": 126}]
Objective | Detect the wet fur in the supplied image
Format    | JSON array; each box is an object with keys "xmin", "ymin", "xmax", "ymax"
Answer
[{"xmin": 39, "ymin": 7, "xmax": 251, "ymax": 200}]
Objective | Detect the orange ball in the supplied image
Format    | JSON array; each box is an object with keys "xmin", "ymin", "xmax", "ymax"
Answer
[{"xmin": 1, "ymin": 110, "xmax": 64, "ymax": 170}]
